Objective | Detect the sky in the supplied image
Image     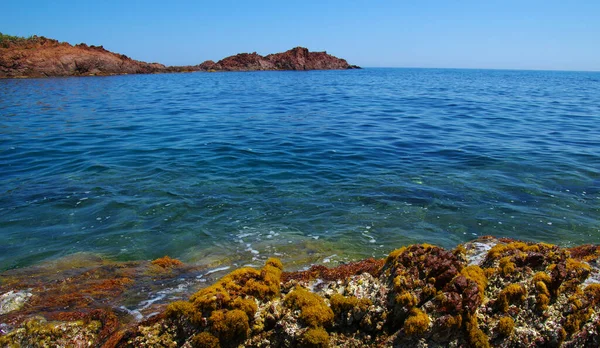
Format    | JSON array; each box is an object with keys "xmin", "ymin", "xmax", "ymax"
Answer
[{"xmin": 1, "ymin": 0, "xmax": 599, "ymax": 71}]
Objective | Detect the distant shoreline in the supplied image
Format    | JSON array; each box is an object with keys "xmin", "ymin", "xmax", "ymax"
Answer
[{"xmin": 0, "ymin": 34, "xmax": 359, "ymax": 79}]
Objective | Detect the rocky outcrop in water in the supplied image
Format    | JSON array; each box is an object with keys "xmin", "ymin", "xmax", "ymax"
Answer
[
  {"xmin": 0, "ymin": 34, "xmax": 199, "ymax": 78},
  {"xmin": 199, "ymin": 47, "xmax": 361, "ymax": 71},
  {"xmin": 0, "ymin": 33, "xmax": 360, "ymax": 78},
  {"xmin": 1, "ymin": 237, "xmax": 600, "ymax": 347}
]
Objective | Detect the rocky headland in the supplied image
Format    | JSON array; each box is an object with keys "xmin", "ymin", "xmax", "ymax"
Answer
[
  {"xmin": 0, "ymin": 33, "xmax": 360, "ymax": 78},
  {"xmin": 1, "ymin": 237, "xmax": 600, "ymax": 347},
  {"xmin": 0, "ymin": 34, "xmax": 198, "ymax": 79}
]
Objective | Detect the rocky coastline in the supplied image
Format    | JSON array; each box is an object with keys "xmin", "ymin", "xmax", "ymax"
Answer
[
  {"xmin": 0, "ymin": 34, "xmax": 359, "ymax": 79},
  {"xmin": 1, "ymin": 237, "xmax": 599, "ymax": 347}
]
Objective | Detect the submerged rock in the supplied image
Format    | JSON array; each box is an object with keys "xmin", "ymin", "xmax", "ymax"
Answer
[
  {"xmin": 1, "ymin": 237, "xmax": 599, "ymax": 347},
  {"xmin": 0, "ymin": 291, "xmax": 32, "ymax": 315}
]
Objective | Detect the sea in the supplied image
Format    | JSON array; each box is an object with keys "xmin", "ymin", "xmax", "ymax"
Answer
[{"xmin": 1, "ymin": 68, "xmax": 599, "ymax": 272}]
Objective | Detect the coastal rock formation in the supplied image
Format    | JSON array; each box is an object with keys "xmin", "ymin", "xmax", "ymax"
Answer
[
  {"xmin": 0, "ymin": 34, "xmax": 197, "ymax": 78},
  {"xmin": 199, "ymin": 47, "xmax": 361, "ymax": 71},
  {"xmin": 3, "ymin": 237, "xmax": 599, "ymax": 347},
  {"xmin": 0, "ymin": 33, "xmax": 360, "ymax": 78}
]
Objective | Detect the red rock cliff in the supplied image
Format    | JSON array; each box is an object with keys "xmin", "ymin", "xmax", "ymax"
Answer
[
  {"xmin": 0, "ymin": 35, "xmax": 196, "ymax": 78},
  {"xmin": 0, "ymin": 34, "xmax": 360, "ymax": 78}
]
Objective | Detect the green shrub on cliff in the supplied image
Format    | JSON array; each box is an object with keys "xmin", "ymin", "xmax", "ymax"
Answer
[{"xmin": 0, "ymin": 32, "xmax": 34, "ymax": 47}]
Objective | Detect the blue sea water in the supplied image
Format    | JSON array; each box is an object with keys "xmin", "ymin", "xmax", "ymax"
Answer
[{"xmin": 1, "ymin": 68, "xmax": 599, "ymax": 271}]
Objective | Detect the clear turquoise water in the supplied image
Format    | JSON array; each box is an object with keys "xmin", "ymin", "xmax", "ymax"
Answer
[{"xmin": 1, "ymin": 68, "xmax": 599, "ymax": 271}]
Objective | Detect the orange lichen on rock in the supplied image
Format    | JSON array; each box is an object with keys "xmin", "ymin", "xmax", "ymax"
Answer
[
  {"xmin": 496, "ymin": 316, "xmax": 515, "ymax": 337},
  {"xmin": 563, "ymin": 283, "xmax": 600, "ymax": 336},
  {"xmin": 403, "ymin": 308, "xmax": 430, "ymax": 336},
  {"xmin": 386, "ymin": 247, "xmax": 408, "ymax": 263},
  {"xmin": 465, "ymin": 313, "xmax": 490, "ymax": 348},
  {"xmin": 395, "ymin": 291, "xmax": 418, "ymax": 308},
  {"xmin": 165, "ymin": 300, "xmax": 203, "ymax": 326},
  {"xmin": 191, "ymin": 332, "xmax": 220, "ymax": 348},
  {"xmin": 584, "ymin": 283, "xmax": 600, "ymax": 306},
  {"xmin": 284, "ymin": 286, "xmax": 334, "ymax": 328},
  {"xmin": 498, "ymin": 256, "xmax": 516, "ymax": 277},
  {"xmin": 300, "ymin": 327, "xmax": 330, "ymax": 348},
  {"xmin": 461, "ymin": 265, "xmax": 488, "ymax": 297},
  {"xmin": 532, "ymin": 271, "xmax": 551, "ymax": 311},
  {"xmin": 384, "ymin": 243, "xmax": 463, "ymax": 296},
  {"xmin": 209, "ymin": 309, "xmax": 250, "ymax": 341},
  {"xmin": 565, "ymin": 258, "xmax": 591, "ymax": 281},
  {"xmin": 329, "ymin": 293, "xmax": 371, "ymax": 315},
  {"xmin": 161, "ymin": 258, "xmax": 283, "ymax": 347},
  {"xmin": 152, "ymin": 256, "xmax": 183, "ymax": 269},
  {"xmin": 496, "ymin": 284, "xmax": 527, "ymax": 313},
  {"xmin": 190, "ymin": 257, "xmax": 282, "ymax": 316},
  {"xmin": 485, "ymin": 241, "xmax": 561, "ymax": 266},
  {"xmin": 6, "ymin": 237, "xmax": 600, "ymax": 347},
  {"xmin": 568, "ymin": 244, "xmax": 600, "ymax": 262}
]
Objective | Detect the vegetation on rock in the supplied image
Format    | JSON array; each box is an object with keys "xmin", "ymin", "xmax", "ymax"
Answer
[{"xmin": 2, "ymin": 237, "xmax": 600, "ymax": 347}]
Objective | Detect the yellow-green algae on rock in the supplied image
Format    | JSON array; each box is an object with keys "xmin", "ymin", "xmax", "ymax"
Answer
[{"xmin": 2, "ymin": 237, "xmax": 600, "ymax": 347}]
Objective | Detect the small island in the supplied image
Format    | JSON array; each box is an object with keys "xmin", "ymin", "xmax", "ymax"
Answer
[
  {"xmin": 0, "ymin": 33, "xmax": 360, "ymax": 79},
  {"xmin": 198, "ymin": 46, "xmax": 360, "ymax": 72}
]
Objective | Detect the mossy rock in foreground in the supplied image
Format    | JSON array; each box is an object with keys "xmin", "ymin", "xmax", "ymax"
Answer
[{"xmin": 2, "ymin": 237, "xmax": 600, "ymax": 347}]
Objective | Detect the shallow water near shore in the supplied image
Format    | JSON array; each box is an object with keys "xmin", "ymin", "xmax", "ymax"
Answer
[{"xmin": 1, "ymin": 68, "xmax": 599, "ymax": 272}]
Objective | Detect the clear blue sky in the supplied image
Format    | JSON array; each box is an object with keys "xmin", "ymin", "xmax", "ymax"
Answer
[{"xmin": 2, "ymin": 0, "xmax": 599, "ymax": 71}]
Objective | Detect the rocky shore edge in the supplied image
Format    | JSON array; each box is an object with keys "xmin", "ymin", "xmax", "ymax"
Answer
[
  {"xmin": 0, "ymin": 33, "xmax": 359, "ymax": 79},
  {"xmin": 2, "ymin": 236, "xmax": 600, "ymax": 347}
]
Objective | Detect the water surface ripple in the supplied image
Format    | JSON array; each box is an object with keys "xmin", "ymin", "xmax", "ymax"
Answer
[{"xmin": 1, "ymin": 69, "xmax": 599, "ymax": 270}]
